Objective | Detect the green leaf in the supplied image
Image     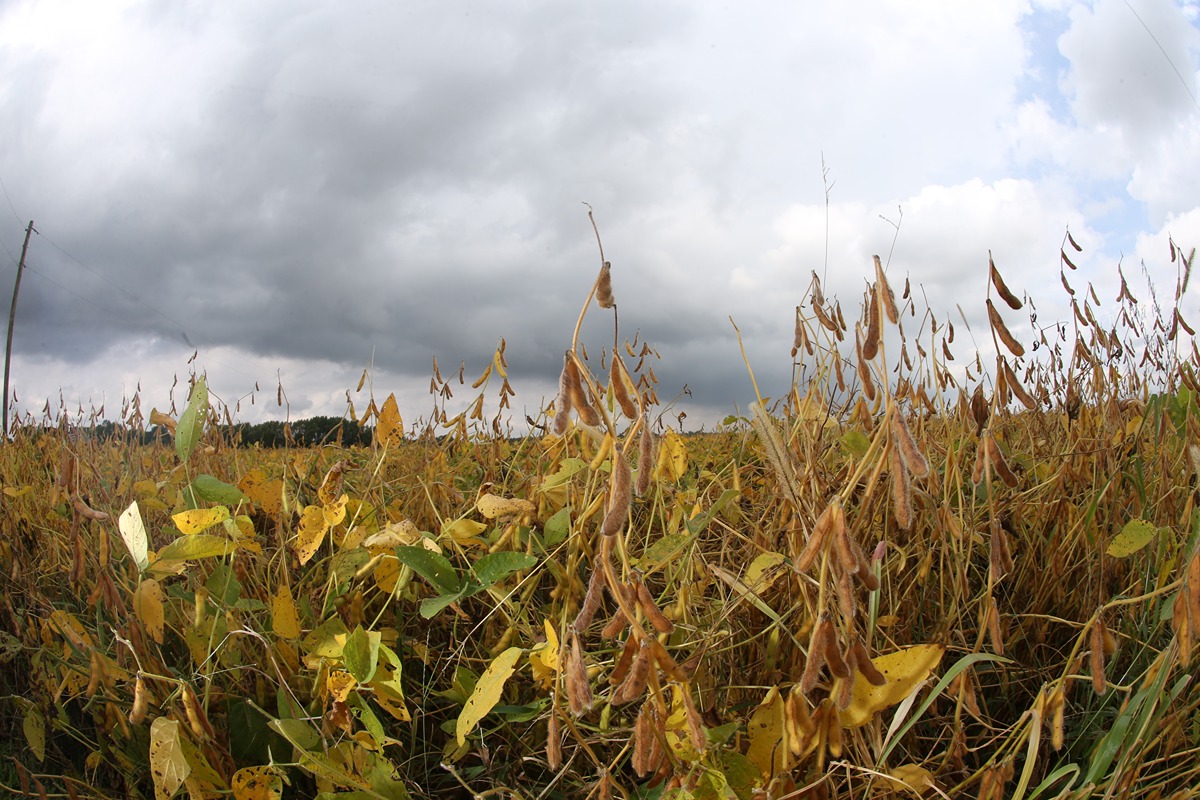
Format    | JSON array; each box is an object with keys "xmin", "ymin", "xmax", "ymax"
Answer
[
  {"xmin": 176, "ymin": 377, "xmax": 208, "ymax": 465},
  {"xmin": 637, "ymin": 532, "xmax": 693, "ymax": 573},
  {"xmin": 343, "ymin": 625, "xmax": 381, "ymax": 683},
  {"xmin": 157, "ymin": 533, "xmax": 236, "ymax": 562},
  {"xmin": 189, "ymin": 474, "xmax": 249, "ymax": 505},
  {"xmin": 456, "ymin": 647, "xmax": 522, "ymax": 744},
  {"xmin": 840, "ymin": 430, "xmax": 871, "ymax": 459},
  {"xmin": 713, "ymin": 751, "xmax": 759, "ymax": 800},
  {"xmin": 394, "ymin": 546, "xmax": 461, "ymax": 594},
  {"xmin": 22, "ymin": 704, "xmax": 44, "ymax": 762},
  {"xmin": 205, "ymin": 562, "xmax": 243, "ymax": 606},
  {"xmin": 420, "ymin": 588, "xmax": 470, "ymax": 619},
  {"xmin": 542, "ymin": 506, "xmax": 571, "ymax": 548},
  {"xmin": 472, "ymin": 551, "xmax": 537, "ymax": 588},
  {"xmin": 1106, "ymin": 519, "xmax": 1158, "ymax": 558},
  {"xmin": 301, "ymin": 617, "xmax": 349, "ymax": 659},
  {"xmin": 269, "ymin": 717, "xmax": 322, "ymax": 751},
  {"xmin": 118, "ymin": 501, "xmax": 150, "ymax": 573}
]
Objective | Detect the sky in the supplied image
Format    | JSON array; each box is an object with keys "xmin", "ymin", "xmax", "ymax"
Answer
[{"xmin": 1, "ymin": 0, "xmax": 1198, "ymax": 433}]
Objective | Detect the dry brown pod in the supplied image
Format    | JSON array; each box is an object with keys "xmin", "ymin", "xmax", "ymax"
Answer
[
  {"xmin": 817, "ymin": 616, "xmax": 850, "ymax": 679},
  {"xmin": 611, "ymin": 355, "xmax": 639, "ymax": 419},
  {"xmin": 799, "ymin": 620, "xmax": 828, "ymax": 694},
  {"xmin": 890, "ymin": 443, "xmax": 914, "ymax": 530},
  {"xmin": 796, "ymin": 500, "xmax": 837, "ymax": 573},
  {"xmin": 987, "ymin": 298, "xmax": 1026, "ymax": 357},
  {"xmin": 596, "ymin": 261, "xmax": 616, "ymax": 308},
  {"xmin": 636, "ymin": 580, "xmax": 675, "ymax": 634},
  {"xmin": 573, "ymin": 562, "xmax": 607, "ymax": 631},
  {"xmin": 862, "ymin": 288, "xmax": 882, "ymax": 360},
  {"xmin": 891, "ymin": 412, "xmax": 930, "ymax": 479},
  {"xmin": 874, "ymin": 255, "xmax": 900, "ymax": 324},
  {"xmin": 989, "ymin": 252, "xmax": 1023, "ymax": 310},
  {"xmin": 599, "ymin": 454, "xmax": 632, "ymax": 538}
]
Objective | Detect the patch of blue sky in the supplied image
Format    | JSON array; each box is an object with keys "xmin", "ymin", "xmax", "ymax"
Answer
[{"xmin": 1016, "ymin": 5, "xmax": 1074, "ymax": 124}]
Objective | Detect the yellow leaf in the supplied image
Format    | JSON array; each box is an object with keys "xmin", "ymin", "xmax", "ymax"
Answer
[
  {"xmin": 839, "ymin": 644, "xmax": 945, "ymax": 728},
  {"xmin": 294, "ymin": 505, "xmax": 329, "ymax": 566},
  {"xmin": 271, "ymin": 584, "xmax": 301, "ymax": 640},
  {"xmin": 744, "ymin": 552, "xmax": 788, "ymax": 593},
  {"xmin": 149, "ymin": 717, "xmax": 191, "ymax": 800},
  {"xmin": 326, "ymin": 670, "xmax": 358, "ymax": 703},
  {"xmin": 1107, "ymin": 519, "xmax": 1159, "ymax": 559},
  {"xmin": 745, "ymin": 686, "xmax": 786, "ymax": 780},
  {"xmin": 134, "ymin": 579, "xmax": 166, "ymax": 644},
  {"xmin": 3, "ymin": 485, "xmax": 33, "ymax": 498},
  {"xmin": 238, "ymin": 470, "xmax": 282, "ymax": 517},
  {"xmin": 372, "ymin": 557, "xmax": 403, "ymax": 594},
  {"xmin": 528, "ymin": 620, "xmax": 559, "ymax": 688},
  {"xmin": 375, "ymin": 393, "xmax": 404, "ymax": 447},
  {"xmin": 655, "ymin": 429, "xmax": 688, "ymax": 482},
  {"xmin": 323, "ymin": 493, "xmax": 348, "ymax": 527},
  {"xmin": 119, "ymin": 501, "xmax": 150, "ymax": 573},
  {"xmin": 363, "ymin": 520, "xmax": 422, "ymax": 551},
  {"xmin": 884, "ymin": 764, "xmax": 938, "ymax": 796},
  {"xmin": 456, "ymin": 646, "xmax": 522, "ymax": 745},
  {"xmin": 476, "ymin": 493, "xmax": 536, "ymax": 520},
  {"xmin": 172, "ymin": 506, "xmax": 230, "ymax": 535},
  {"xmin": 232, "ymin": 766, "xmax": 283, "ymax": 800},
  {"xmin": 373, "ymin": 685, "xmax": 412, "ymax": 722},
  {"xmin": 445, "ymin": 518, "xmax": 488, "ymax": 547}
]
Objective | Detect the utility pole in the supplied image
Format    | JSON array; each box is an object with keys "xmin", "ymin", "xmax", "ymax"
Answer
[{"xmin": 3, "ymin": 220, "xmax": 34, "ymax": 438}]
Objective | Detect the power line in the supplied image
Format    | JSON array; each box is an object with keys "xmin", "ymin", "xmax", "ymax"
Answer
[
  {"xmin": 0, "ymin": 174, "xmax": 23, "ymax": 228},
  {"xmin": 1122, "ymin": 0, "xmax": 1200, "ymax": 113}
]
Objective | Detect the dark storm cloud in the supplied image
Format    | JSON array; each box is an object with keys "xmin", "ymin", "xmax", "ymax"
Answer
[{"xmin": 1, "ymin": 1, "xmax": 1197, "ymax": 429}]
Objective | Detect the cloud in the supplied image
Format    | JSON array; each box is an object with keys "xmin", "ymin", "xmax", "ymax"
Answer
[{"xmin": 0, "ymin": 1, "xmax": 1197, "ymax": 431}]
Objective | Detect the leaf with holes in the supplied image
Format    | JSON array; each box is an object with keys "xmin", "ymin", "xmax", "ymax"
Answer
[
  {"xmin": 173, "ymin": 506, "xmax": 230, "ymax": 535},
  {"xmin": 1107, "ymin": 519, "xmax": 1159, "ymax": 559},
  {"xmin": 150, "ymin": 717, "xmax": 191, "ymax": 800},
  {"xmin": 176, "ymin": 377, "xmax": 208, "ymax": 465}
]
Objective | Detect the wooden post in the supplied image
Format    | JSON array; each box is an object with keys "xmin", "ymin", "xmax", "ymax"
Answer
[{"xmin": 3, "ymin": 220, "xmax": 35, "ymax": 438}]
